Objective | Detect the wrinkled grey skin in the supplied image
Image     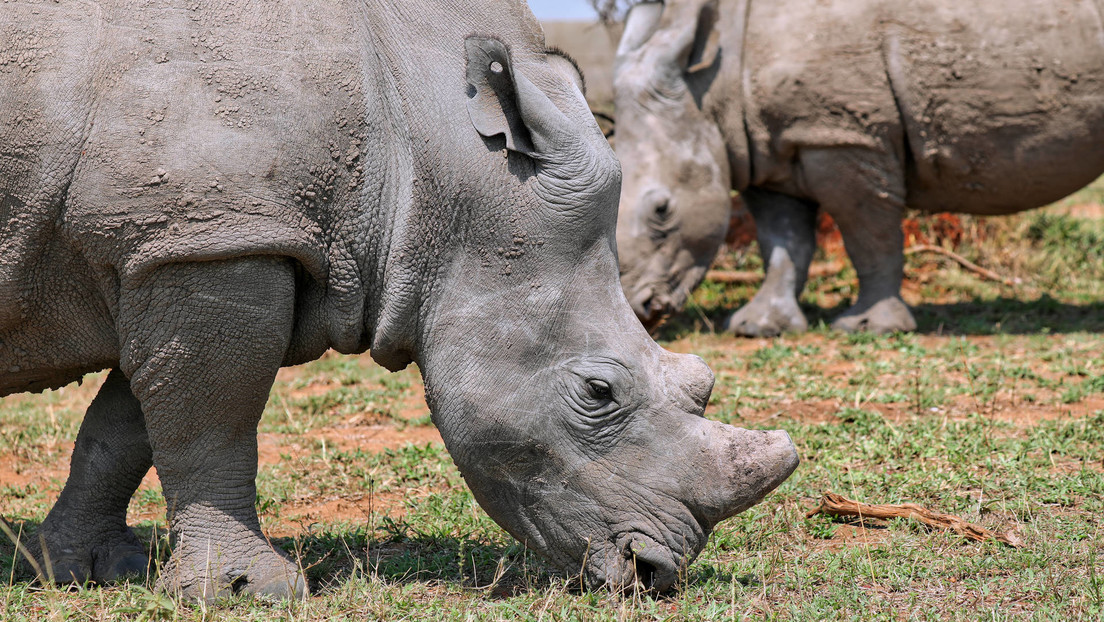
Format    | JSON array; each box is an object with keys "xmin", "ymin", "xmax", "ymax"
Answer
[
  {"xmin": 614, "ymin": 0, "xmax": 1104, "ymax": 334},
  {"xmin": 0, "ymin": 0, "xmax": 798, "ymax": 600}
]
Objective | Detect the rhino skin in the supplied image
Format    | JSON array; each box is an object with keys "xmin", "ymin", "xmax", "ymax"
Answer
[
  {"xmin": 0, "ymin": 0, "xmax": 798, "ymax": 600},
  {"xmin": 613, "ymin": 0, "xmax": 1104, "ymax": 335}
]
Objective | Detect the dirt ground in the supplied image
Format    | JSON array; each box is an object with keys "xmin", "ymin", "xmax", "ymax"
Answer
[{"xmin": 2, "ymin": 323, "xmax": 1099, "ymax": 540}]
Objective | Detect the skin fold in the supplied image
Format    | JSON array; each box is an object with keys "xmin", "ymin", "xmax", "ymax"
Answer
[
  {"xmin": 0, "ymin": 0, "xmax": 797, "ymax": 600},
  {"xmin": 613, "ymin": 0, "xmax": 1104, "ymax": 335}
]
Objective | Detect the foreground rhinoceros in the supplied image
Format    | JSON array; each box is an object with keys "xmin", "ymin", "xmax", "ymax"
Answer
[
  {"xmin": 0, "ymin": 0, "xmax": 798, "ymax": 600},
  {"xmin": 612, "ymin": 0, "xmax": 1104, "ymax": 334}
]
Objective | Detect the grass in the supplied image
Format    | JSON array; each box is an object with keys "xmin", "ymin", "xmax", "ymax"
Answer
[{"xmin": 0, "ymin": 182, "xmax": 1102, "ymax": 619}]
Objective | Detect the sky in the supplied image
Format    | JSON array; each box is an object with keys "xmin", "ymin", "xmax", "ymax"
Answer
[{"xmin": 526, "ymin": 0, "xmax": 599, "ymax": 20}]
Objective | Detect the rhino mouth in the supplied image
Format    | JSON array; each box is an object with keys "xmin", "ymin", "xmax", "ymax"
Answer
[
  {"xmin": 628, "ymin": 285, "xmax": 676, "ymax": 330},
  {"xmin": 583, "ymin": 531, "xmax": 694, "ymax": 593},
  {"xmin": 627, "ymin": 264, "xmax": 708, "ymax": 331},
  {"xmin": 621, "ymin": 533, "xmax": 683, "ymax": 592}
]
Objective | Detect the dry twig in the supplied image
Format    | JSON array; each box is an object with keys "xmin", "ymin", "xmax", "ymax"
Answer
[
  {"xmin": 905, "ymin": 244, "xmax": 1021, "ymax": 287},
  {"xmin": 806, "ymin": 492, "xmax": 1023, "ymax": 548},
  {"xmin": 705, "ymin": 261, "xmax": 846, "ymax": 285}
]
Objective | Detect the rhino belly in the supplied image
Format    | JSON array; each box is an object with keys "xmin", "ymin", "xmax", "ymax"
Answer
[{"xmin": 0, "ymin": 235, "xmax": 119, "ymax": 397}]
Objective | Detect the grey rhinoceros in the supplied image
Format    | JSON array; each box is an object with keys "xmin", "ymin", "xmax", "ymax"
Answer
[
  {"xmin": 612, "ymin": 0, "xmax": 1104, "ymax": 334},
  {"xmin": 0, "ymin": 0, "xmax": 799, "ymax": 600}
]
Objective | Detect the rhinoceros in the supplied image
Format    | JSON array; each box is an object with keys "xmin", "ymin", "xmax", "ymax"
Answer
[
  {"xmin": 611, "ymin": 0, "xmax": 1104, "ymax": 335},
  {"xmin": 0, "ymin": 0, "xmax": 799, "ymax": 600}
]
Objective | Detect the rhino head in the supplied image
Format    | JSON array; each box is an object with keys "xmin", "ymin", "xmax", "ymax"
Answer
[
  {"xmin": 375, "ymin": 16, "xmax": 796, "ymax": 591},
  {"xmin": 612, "ymin": 0, "xmax": 735, "ymax": 329}
]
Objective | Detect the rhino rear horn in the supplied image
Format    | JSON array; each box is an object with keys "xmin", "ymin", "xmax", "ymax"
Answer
[
  {"xmin": 618, "ymin": 0, "xmax": 719, "ymax": 72},
  {"xmin": 616, "ymin": 1, "xmax": 664, "ymax": 56},
  {"xmin": 465, "ymin": 36, "xmax": 579, "ymax": 161}
]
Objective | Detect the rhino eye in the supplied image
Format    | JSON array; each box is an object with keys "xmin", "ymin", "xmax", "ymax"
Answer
[
  {"xmin": 563, "ymin": 364, "xmax": 628, "ymax": 419},
  {"xmin": 586, "ymin": 379, "xmax": 613, "ymax": 402}
]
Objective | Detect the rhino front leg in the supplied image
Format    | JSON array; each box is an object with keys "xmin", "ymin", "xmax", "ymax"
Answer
[
  {"xmin": 803, "ymin": 148, "xmax": 916, "ymax": 334},
  {"xmin": 29, "ymin": 369, "xmax": 152, "ymax": 585},
  {"xmin": 724, "ymin": 187, "xmax": 818, "ymax": 337},
  {"xmin": 118, "ymin": 257, "xmax": 305, "ymax": 601}
]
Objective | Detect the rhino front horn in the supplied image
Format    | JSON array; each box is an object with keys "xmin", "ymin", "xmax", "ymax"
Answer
[{"xmin": 697, "ymin": 423, "xmax": 799, "ymax": 527}]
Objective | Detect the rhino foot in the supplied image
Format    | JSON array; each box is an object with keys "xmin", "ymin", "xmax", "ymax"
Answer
[
  {"xmin": 23, "ymin": 526, "xmax": 149, "ymax": 585},
  {"xmin": 156, "ymin": 544, "xmax": 307, "ymax": 603},
  {"xmin": 831, "ymin": 297, "xmax": 916, "ymax": 334},
  {"xmin": 724, "ymin": 296, "xmax": 808, "ymax": 337}
]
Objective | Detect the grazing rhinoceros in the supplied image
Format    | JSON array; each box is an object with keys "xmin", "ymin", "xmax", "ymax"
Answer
[
  {"xmin": 0, "ymin": 0, "xmax": 799, "ymax": 600},
  {"xmin": 611, "ymin": 0, "xmax": 1104, "ymax": 334}
]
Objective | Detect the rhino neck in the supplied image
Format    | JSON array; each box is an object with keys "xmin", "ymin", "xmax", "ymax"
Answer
[
  {"xmin": 709, "ymin": 0, "xmax": 753, "ymax": 191},
  {"xmin": 353, "ymin": 7, "xmax": 425, "ymax": 373},
  {"xmin": 362, "ymin": 0, "xmax": 547, "ymax": 373}
]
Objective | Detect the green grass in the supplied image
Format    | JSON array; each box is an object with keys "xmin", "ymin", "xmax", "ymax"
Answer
[{"xmin": 1, "ymin": 187, "xmax": 1102, "ymax": 619}]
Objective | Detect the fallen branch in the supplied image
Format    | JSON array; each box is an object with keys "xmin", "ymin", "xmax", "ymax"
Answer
[
  {"xmin": 904, "ymin": 244, "xmax": 1020, "ymax": 287},
  {"xmin": 806, "ymin": 492, "xmax": 1023, "ymax": 548},
  {"xmin": 705, "ymin": 261, "xmax": 846, "ymax": 284},
  {"xmin": 703, "ymin": 270, "xmax": 761, "ymax": 284}
]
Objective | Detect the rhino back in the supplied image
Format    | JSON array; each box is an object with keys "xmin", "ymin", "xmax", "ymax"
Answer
[
  {"xmin": 740, "ymin": 0, "xmax": 903, "ymax": 194},
  {"xmin": 740, "ymin": 0, "xmax": 1104, "ymax": 211},
  {"xmin": 1, "ymin": 0, "xmax": 403, "ymax": 393}
]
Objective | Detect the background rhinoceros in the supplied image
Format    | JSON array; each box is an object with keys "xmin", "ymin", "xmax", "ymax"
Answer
[
  {"xmin": 608, "ymin": 0, "xmax": 1104, "ymax": 335},
  {"xmin": 0, "ymin": 0, "xmax": 798, "ymax": 600}
]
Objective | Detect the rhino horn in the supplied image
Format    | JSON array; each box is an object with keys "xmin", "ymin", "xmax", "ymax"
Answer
[
  {"xmin": 616, "ymin": 2, "xmax": 665, "ymax": 56},
  {"xmin": 617, "ymin": 0, "xmax": 719, "ymax": 72},
  {"xmin": 687, "ymin": 419, "xmax": 800, "ymax": 528}
]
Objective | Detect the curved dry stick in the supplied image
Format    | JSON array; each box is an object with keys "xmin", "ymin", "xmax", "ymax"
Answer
[
  {"xmin": 806, "ymin": 492, "xmax": 1023, "ymax": 548},
  {"xmin": 905, "ymin": 244, "xmax": 1021, "ymax": 287}
]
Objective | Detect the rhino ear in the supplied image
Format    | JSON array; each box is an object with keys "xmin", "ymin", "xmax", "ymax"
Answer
[
  {"xmin": 466, "ymin": 37, "xmax": 535, "ymax": 154},
  {"xmin": 466, "ymin": 36, "xmax": 580, "ymax": 160},
  {"xmin": 687, "ymin": 2, "xmax": 721, "ymax": 72}
]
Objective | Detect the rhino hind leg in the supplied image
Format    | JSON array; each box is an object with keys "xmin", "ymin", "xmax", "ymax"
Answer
[
  {"xmin": 28, "ymin": 369, "xmax": 153, "ymax": 585},
  {"xmin": 802, "ymin": 148, "xmax": 916, "ymax": 334},
  {"xmin": 724, "ymin": 188, "xmax": 818, "ymax": 337},
  {"xmin": 118, "ymin": 257, "xmax": 305, "ymax": 602}
]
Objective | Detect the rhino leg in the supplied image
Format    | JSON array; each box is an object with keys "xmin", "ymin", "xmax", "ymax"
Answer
[
  {"xmin": 803, "ymin": 148, "xmax": 916, "ymax": 334},
  {"xmin": 724, "ymin": 187, "xmax": 818, "ymax": 337},
  {"xmin": 28, "ymin": 369, "xmax": 152, "ymax": 585},
  {"xmin": 118, "ymin": 257, "xmax": 305, "ymax": 602}
]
